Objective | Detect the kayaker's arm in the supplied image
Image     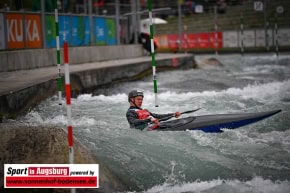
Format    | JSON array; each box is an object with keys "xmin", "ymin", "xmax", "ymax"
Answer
[{"xmin": 150, "ymin": 112, "xmax": 176, "ymax": 121}]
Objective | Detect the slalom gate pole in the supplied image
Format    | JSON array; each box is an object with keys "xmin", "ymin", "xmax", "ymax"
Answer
[
  {"xmin": 266, "ymin": 20, "xmax": 270, "ymax": 52},
  {"xmin": 184, "ymin": 21, "xmax": 188, "ymax": 53},
  {"xmin": 62, "ymin": 9, "xmax": 75, "ymax": 193},
  {"xmin": 275, "ymin": 13, "xmax": 279, "ymax": 57},
  {"xmin": 240, "ymin": 12, "xmax": 244, "ymax": 56},
  {"xmin": 54, "ymin": 0, "xmax": 62, "ymax": 105},
  {"xmin": 64, "ymin": 40, "xmax": 75, "ymax": 193},
  {"xmin": 148, "ymin": 0, "xmax": 158, "ymax": 107},
  {"xmin": 214, "ymin": 19, "xmax": 218, "ymax": 55},
  {"xmin": 214, "ymin": 6, "xmax": 218, "ymax": 55}
]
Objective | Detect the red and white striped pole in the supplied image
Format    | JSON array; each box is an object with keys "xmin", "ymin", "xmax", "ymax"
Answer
[
  {"xmin": 214, "ymin": 20, "xmax": 218, "ymax": 55},
  {"xmin": 183, "ymin": 21, "xmax": 188, "ymax": 53},
  {"xmin": 64, "ymin": 41, "xmax": 73, "ymax": 163},
  {"xmin": 214, "ymin": 6, "xmax": 218, "ymax": 55},
  {"xmin": 63, "ymin": 41, "xmax": 75, "ymax": 193}
]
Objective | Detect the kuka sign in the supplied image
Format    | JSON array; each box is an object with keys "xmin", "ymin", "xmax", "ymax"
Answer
[{"xmin": 6, "ymin": 13, "xmax": 42, "ymax": 49}]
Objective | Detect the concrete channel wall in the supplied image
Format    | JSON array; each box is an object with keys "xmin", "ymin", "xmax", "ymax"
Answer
[
  {"xmin": 0, "ymin": 44, "xmax": 144, "ymax": 72},
  {"xmin": 0, "ymin": 47, "xmax": 195, "ymax": 120}
]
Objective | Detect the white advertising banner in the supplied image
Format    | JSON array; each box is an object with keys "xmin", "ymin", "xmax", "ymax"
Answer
[
  {"xmin": 223, "ymin": 31, "xmax": 238, "ymax": 48},
  {"xmin": 255, "ymin": 29, "xmax": 274, "ymax": 47},
  {"xmin": 0, "ymin": 13, "xmax": 5, "ymax": 50},
  {"xmin": 256, "ymin": 29, "xmax": 266, "ymax": 47},
  {"xmin": 240, "ymin": 30, "xmax": 255, "ymax": 47},
  {"xmin": 277, "ymin": 28, "xmax": 290, "ymax": 46}
]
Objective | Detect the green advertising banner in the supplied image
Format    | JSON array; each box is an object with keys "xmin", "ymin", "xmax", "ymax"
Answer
[
  {"xmin": 45, "ymin": 15, "xmax": 56, "ymax": 47},
  {"xmin": 105, "ymin": 18, "xmax": 116, "ymax": 45}
]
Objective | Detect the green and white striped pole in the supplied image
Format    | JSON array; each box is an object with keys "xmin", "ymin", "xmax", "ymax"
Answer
[
  {"xmin": 275, "ymin": 13, "xmax": 279, "ymax": 57},
  {"xmin": 240, "ymin": 12, "xmax": 244, "ymax": 56},
  {"xmin": 148, "ymin": 0, "xmax": 158, "ymax": 107},
  {"xmin": 55, "ymin": 0, "xmax": 62, "ymax": 105}
]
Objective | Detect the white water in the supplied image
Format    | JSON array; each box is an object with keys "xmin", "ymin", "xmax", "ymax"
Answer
[{"xmin": 18, "ymin": 54, "xmax": 290, "ymax": 193}]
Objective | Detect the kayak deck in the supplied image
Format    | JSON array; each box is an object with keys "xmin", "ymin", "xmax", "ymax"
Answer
[{"xmin": 155, "ymin": 109, "xmax": 282, "ymax": 132}]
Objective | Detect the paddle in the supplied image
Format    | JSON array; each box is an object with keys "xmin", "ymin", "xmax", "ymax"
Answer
[{"xmin": 159, "ymin": 108, "xmax": 202, "ymax": 122}]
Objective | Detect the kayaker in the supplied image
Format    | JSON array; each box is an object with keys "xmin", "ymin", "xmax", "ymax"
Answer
[{"xmin": 126, "ymin": 90, "xmax": 181, "ymax": 130}]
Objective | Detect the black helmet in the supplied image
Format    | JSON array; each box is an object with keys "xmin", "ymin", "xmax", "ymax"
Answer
[{"xmin": 128, "ymin": 90, "xmax": 144, "ymax": 102}]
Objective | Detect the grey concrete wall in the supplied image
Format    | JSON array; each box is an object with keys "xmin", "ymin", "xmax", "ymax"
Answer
[
  {"xmin": 0, "ymin": 45, "xmax": 143, "ymax": 72},
  {"xmin": 0, "ymin": 54, "xmax": 195, "ymax": 119},
  {"xmin": 74, "ymin": 55, "xmax": 195, "ymax": 91}
]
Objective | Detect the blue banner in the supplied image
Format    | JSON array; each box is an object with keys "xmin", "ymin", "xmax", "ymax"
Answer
[
  {"xmin": 59, "ymin": 15, "xmax": 71, "ymax": 46},
  {"xmin": 71, "ymin": 16, "xmax": 85, "ymax": 46},
  {"xmin": 45, "ymin": 15, "xmax": 115, "ymax": 47},
  {"xmin": 84, "ymin": 16, "xmax": 90, "ymax": 45},
  {"xmin": 95, "ymin": 17, "xmax": 105, "ymax": 45}
]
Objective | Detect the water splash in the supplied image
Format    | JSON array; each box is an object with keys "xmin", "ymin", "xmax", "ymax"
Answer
[{"xmin": 134, "ymin": 177, "xmax": 290, "ymax": 193}]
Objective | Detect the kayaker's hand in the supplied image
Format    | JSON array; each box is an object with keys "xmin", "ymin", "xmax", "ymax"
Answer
[
  {"xmin": 174, "ymin": 112, "xmax": 181, "ymax": 118},
  {"xmin": 150, "ymin": 117, "xmax": 160, "ymax": 126}
]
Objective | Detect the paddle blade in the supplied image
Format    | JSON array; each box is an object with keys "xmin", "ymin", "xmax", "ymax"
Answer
[{"xmin": 181, "ymin": 108, "xmax": 202, "ymax": 115}]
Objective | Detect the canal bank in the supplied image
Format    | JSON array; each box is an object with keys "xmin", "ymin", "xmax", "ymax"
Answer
[{"xmin": 0, "ymin": 52, "xmax": 195, "ymax": 119}]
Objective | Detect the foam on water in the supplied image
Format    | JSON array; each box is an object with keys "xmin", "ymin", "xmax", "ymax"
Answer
[
  {"xmin": 22, "ymin": 110, "xmax": 100, "ymax": 127},
  {"xmin": 237, "ymin": 64, "xmax": 289, "ymax": 75},
  {"xmin": 137, "ymin": 177, "xmax": 290, "ymax": 193},
  {"xmin": 77, "ymin": 93, "xmax": 128, "ymax": 104},
  {"xmin": 137, "ymin": 78, "xmax": 290, "ymax": 115},
  {"xmin": 54, "ymin": 75, "xmax": 290, "ymax": 116}
]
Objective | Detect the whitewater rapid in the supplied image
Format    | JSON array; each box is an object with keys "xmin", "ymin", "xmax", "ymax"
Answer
[{"xmin": 19, "ymin": 54, "xmax": 290, "ymax": 193}]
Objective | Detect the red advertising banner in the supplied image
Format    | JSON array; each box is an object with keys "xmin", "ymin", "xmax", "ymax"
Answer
[
  {"xmin": 156, "ymin": 35, "xmax": 169, "ymax": 49},
  {"xmin": 208, "ymin": 32, "xmax": 222, "ymax": 48},
  {"xmin": 196, "ymin": 33, "xmax": 210, "ymax": 48},
  {"xmin": 185, "ymin": 33, "xmax": 198, "ymax": 48},
  {"xmin": 6, "ymin": 13, "xmax": 42, "ymax": 49},
  {"xmin": 167, "ymin": 34, "xmax": 179, "ymax": 50},
  {"xmin": 156, "ymin": 32, "xmax": 223, "ymax": 50}
]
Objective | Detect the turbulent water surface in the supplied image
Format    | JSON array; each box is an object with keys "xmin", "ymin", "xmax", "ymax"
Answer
[{"xmin": 20, "ymin": 54, "xmax": 290, "ymax": 193}]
